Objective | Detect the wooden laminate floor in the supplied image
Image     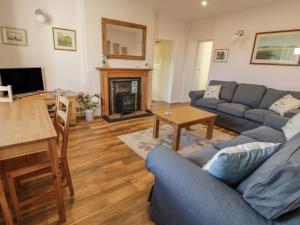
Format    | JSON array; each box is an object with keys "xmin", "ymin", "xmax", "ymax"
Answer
[{"xmin": 0, "ymin": 102, "xmax": 235, "ymax": 225}]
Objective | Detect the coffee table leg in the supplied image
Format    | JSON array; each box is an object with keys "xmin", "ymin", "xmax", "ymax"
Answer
[
  {"xmin": 173, "ymin": 125, "xmax": 181, "ymax": 151},
  {"xmin": 206, "ymin": 117, "xmax": 216, "ymax": 140},
  {"xmin": 153, "ymin": 117, "xmax": 160, "ymax": 139}
]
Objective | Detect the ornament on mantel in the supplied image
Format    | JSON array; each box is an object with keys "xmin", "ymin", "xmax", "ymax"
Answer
[{"xmin": 102, "ymin": 55, "xmax": 109, "ymax": 67}]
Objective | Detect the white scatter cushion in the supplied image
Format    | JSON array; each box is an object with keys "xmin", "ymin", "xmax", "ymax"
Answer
[
  {"xmin": 269, "ymin": 95, "xmax": 300, "ymax": 116},
  {"xmin": 203, "ymin": 85, "xmax": 222, "ymax": 99},
  {"xmin": 282, "ymin": 113, "xmax": 300, "ymax": 140}
]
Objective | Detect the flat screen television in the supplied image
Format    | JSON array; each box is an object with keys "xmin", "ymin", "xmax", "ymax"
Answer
[{"xmin": 0, "ymin": 68, "xmax": 44, "ymax": 95}]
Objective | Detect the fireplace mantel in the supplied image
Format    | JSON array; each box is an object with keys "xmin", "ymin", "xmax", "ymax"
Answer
[
  {"xmin": 96, "ymin": 67, "xmax": 152, "ymax": 119},
  {"xmin": 97, "ymin": 67, "xmax": 152, "ymax": 72}
]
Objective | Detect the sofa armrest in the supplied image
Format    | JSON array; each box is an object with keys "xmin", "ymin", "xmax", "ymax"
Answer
[
  {"xmin": 146, "ymin": 146, "xmax": 269, "ymax": 225},
  {"xmin": 189, "ymin": 90, "xmax": 205, "ymax": 103},
  {"xmin": 264, "ymin": 115, "xmax": 288, "ymax": 131}
]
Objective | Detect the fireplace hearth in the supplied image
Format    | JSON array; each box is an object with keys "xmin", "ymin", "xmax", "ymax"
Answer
[{"xmin": 97, "ymin": 67, "xmax": 152, "ymax": 122}]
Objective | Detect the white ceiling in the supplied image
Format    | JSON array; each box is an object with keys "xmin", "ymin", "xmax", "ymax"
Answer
[{"xmin": 150, "ymin": 0, "xmax": 280, "ymax": 21}]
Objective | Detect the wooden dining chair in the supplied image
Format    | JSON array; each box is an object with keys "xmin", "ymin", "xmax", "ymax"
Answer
[
  {"xmin": 5, "ymin": 95, "xmax": 74, "ymax": 222},
  {"xmin": 0, "ymin": 85, "xmax": 13, "ymax": 102}
]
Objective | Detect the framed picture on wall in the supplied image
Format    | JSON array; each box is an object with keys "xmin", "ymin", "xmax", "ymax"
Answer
[
  {"xmin": 251, "ymin": 29, "xmax": 300, "ymax": 66},
  {"xmin": 214, "ymin": 49, "xmax": 229, "ymax": 63},
  {"xmin": 52, "ymin": 27, "xmax": 76, "ymax": 51},
  {"xmin": 1, "ymin": 27, "xmax": 27, "ymax": 46}
]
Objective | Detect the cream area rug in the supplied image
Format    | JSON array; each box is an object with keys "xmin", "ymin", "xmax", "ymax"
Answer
[{"xmin": 118, "ymin": 124, "xmax": 234, "ymax": 160}]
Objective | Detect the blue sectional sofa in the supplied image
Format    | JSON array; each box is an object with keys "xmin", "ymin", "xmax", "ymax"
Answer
[
  {"xmin": 189, "ymin": 80, "xmax": 300, "ymax": 133},
  {"xmin": 146, "ymin": 115, "xmax": 300, "ymax": 225}
]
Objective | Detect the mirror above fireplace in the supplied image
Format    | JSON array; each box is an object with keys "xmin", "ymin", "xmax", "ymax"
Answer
[{"xmin": 102, "ymin": 18, "xmax": 147, "ymax": 60}]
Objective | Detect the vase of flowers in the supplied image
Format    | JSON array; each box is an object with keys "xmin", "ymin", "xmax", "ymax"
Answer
[{"xmin": 78, "ymin": 92, "xmax": 100, "ymax": 121}]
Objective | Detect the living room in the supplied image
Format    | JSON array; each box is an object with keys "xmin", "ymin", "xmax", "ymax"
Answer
[{"xmin": 1, "ymin": 0, "xmax": 300, "ymax": 224}]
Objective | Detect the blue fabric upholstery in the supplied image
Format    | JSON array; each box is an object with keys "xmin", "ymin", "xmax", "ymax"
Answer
[
  {"xmin": 259, "ymin": 88, "xmax": 300, "ymax": 109},
  {"xmin": 189, "ymin": 90, "xmax": 205, "ymax": 103},
  {"xmin": 237, "ymin": 134, "xmax": 300, "ymax": 220},
  {"xmin": 232, "ymin": 83, "xmax": 267, "ymax": 108},
  {"xmin": 204, "ymin": 142, "xmax": 280, "ymax": 186},
  {"xmin": 217, "ymin": 103, "xmax": 250, "ymax": 117},
  {"xmin": 186, "ymin": 146, "xmax": 218, "ymax": 167},
  {"xmin": 263, "ymin": 115, "xmax": 289, "ymax": 131},
  {"xmin": 244, "ymin": 109, "xmax": 278, "ymax": 123},
  {"xmin": 259, "ymin": 88, "xmax": 290, "ymax": 109},
  {"xmin": 285, "ymin": 109, "xmax": 300, "ymax": 118},
  {"xmin": 213, "ymin": 135, "xmax": 256, "ymax": 150},
  {"xmin": 194, "ymin": 98, "xmax": 227, "ymax": 109},
  {"xmin": 242, "ymin": 126, "xmax": 286, "ymax": 144},
  {"xmin": 146, "ymin": 146, "xmax": 270, "ymax": 225},
  {"xmin": 209, "ymin": 80, "xmax": 238, "ymax": 102}
]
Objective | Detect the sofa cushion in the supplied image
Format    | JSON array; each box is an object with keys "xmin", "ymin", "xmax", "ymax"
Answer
[
  {"xmin": 284, "ymin": 108, "xmax": 300, "ymax": 118},
  {"xmin": 263, "ymin": 115, "xmax": 289, "ymax": 131},
  {"xmin": 186, "ymin": 146, "xmax": 218, "ymax": 167},
  {"xmin": 213, "ymin": 135, "xmax": 257, "ymax": 150},
  {"xmin": 244, "ymin": 109, "xmax": 278, "ymax": 123},
  {"xmin": 203, "ymin": 142, "xmax": 280, "ymax": 186},
  {"xmin": 237, "ymin": 134, "xmax": 300, "ymax": 220},
  {"xmin": 217, "ymin": 103, "xmax": 250, "ymax": 118},
  {"xmin": 195, "ymin": 98, "xmax": 227, "ymax": 109},
  {"xmin": 282, "ymin": 113, "xmax": 300, "ymax": 140},
  {"xmin": 259, "ymin": 88, "xmax": 300, "ymax": 109},
  {"xmin": 232, "ymin": 83, "xmax": 266, "ymax": 108},
  {"xmin": 269, "ymin": 95, "xmax": 300, "ymax": 116},
  {"xmin": 209, "ymin": 80, "xmax": 238, "ymax": 102},
  {"xmin": 242, "ymin": 126, "xmax": 286, "ymax": 144},
  {"xmin": 203, "ymin": 85, "xmax": 222, "ymax": 99}
]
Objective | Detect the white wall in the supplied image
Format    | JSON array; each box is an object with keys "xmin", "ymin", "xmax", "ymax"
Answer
[
  {"xmin": 185, "ymin": 0, "xmax": 300, "ymax": 96},
  {"xmin": 0, "ymin": 0, "xmax": 85, "ymax": 92},
  {"xmin": 83, "ymin": 0, "xmax": 155, "ymax": 94}
]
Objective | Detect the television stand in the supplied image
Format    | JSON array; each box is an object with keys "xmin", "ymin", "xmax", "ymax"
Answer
[{"xmin": 14, "ymin": 91, "xmax": 39, "ymax": 98}]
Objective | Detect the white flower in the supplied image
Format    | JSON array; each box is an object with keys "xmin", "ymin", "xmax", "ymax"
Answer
[{"xmin": 91, "ymin": 96, "xmax": 100, "ymax": 105}]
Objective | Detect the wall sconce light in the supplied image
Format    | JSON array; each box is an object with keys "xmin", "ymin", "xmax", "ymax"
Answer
[
  {"xmin": 233, "ymin": 29, "xmax": 245, "ymax": 40},
  {"xmin": 294, "ymin": 48, "xmax": 300, "ymax": 55},
  {"xmin": 35, "ymin": 9, "xmax": 47, "ymax": 24}
]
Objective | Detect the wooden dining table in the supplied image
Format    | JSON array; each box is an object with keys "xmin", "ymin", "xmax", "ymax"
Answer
[{"xmin": 0, "ymin": 100, "xmax": 66, "ymax": 224}]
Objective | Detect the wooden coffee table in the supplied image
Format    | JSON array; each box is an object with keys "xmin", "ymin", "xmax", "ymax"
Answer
[{"xmin": 152, "ymin": 106, "xmax": 217, "ymax": 151}]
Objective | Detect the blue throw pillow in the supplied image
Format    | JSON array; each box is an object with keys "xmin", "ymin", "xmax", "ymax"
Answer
[{"xmin": 203, "ymin": 142, "xmax": 280, "ymax": 186}]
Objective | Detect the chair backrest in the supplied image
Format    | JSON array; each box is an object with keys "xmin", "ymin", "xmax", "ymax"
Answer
[
  {"xmin": 54, "ymin": 95, "xmax": 71, "ymax": 160},
  {"xmin": 53, "ymin": 89, "xmax": 62, "ymax": 118},
  {"xmin": 0, "ymin": 85, "xmax": 13, "ymax": 102}
]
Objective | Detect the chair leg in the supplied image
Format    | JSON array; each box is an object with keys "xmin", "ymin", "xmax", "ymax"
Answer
[
  {"xmin": 62, "ymin": 160, "xmax": 74, "ymax": 196},
  {"xmin": 6, "ymin": 174, "xmax": 22, "ymax": 223},
  {"xmin": 0, "ymin": 178, "xmax": 14, "ymax": 225}
]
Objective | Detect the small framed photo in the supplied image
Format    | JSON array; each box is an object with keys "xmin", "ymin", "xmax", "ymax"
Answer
[
  {"xmin": 52, "ymin": 27, "xmax": 76, "ymax": 51},
  {"xmin": 214, "ymin": 49, "xmax": 229, "ymax": 63},
  {"xmin": 1, "ymin": 27, "xmax": 27, "ymax": 46}
]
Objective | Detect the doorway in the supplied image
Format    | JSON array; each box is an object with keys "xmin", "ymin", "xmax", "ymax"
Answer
[
  {"xmin": 195, "ymin": 41, "xmax": 213, "ymax": 90},
  {"xmin": 152, "ymin": 39, "xmax": 174, "ymax": 103}
]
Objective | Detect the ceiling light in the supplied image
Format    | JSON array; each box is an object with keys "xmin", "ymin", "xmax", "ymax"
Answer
[{"xmin": 201, "ymin": 1, "xmax": 208, "ymax": 6}]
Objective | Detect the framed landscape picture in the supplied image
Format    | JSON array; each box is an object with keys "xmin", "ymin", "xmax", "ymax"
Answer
[
  {"xmin": 52, "ymin": 27, "xmax": 76, "ymax": 51},
  {"xmin": 214, "ymin": 49, "xmax": 229, "ymax": 63},
  {"xmin": 251, "ymin": 30, "xmax": 300, "ymax": 66},
  {"xmin": 1, "ymin": 27, "xmax": 27, "ymax": 46}
]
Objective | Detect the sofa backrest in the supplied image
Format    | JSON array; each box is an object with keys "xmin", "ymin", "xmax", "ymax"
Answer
[
  {"xmin": 232, "ymin": 83, "xmax": 267, "ymax": 108},
  {"xmin": 259, "ymin": 88, "xmax": 300, "ymax": 109},
  {"xmin": 209, "ymin": 80, "xmax": 238, "ymax": 102}
]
